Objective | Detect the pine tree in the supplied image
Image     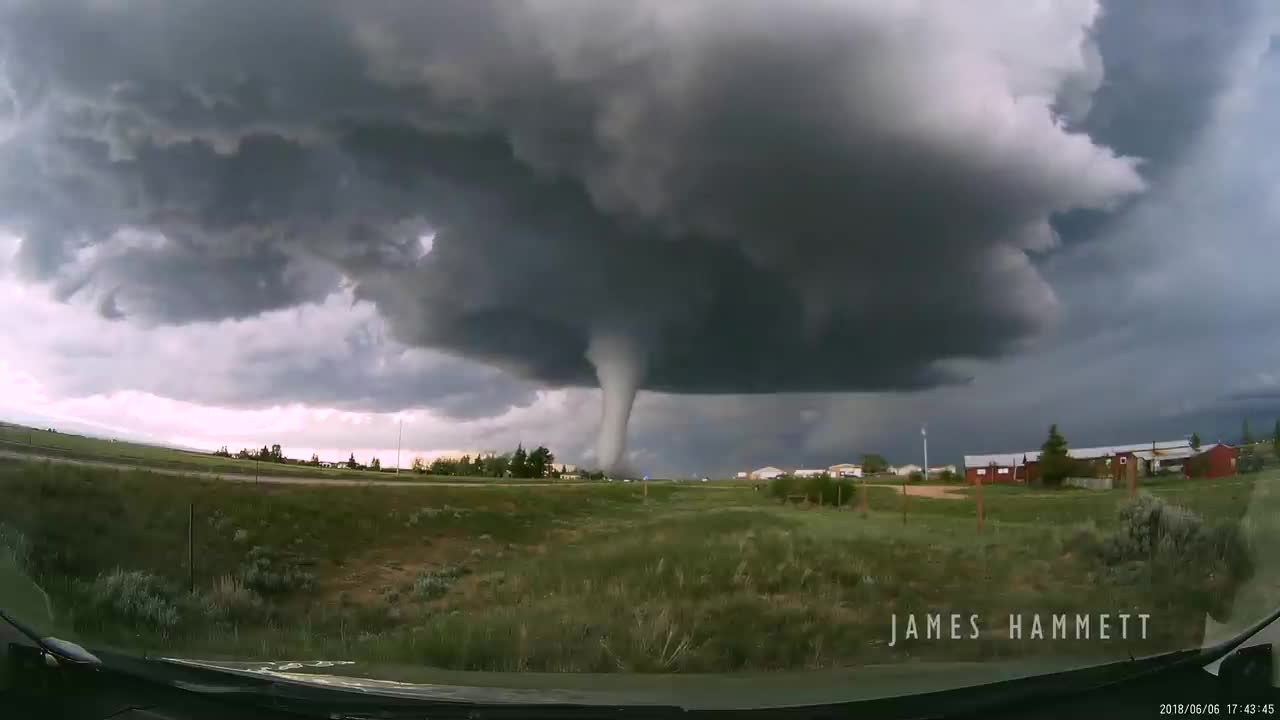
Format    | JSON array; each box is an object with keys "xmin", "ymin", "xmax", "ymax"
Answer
[
  {"xmin": 1190, "ymin": 432, "xmax": 1201, "ymax": 451},
  {"xmin": 509, "ymin": 444, "xmax": 529, "ymax": 478},
  {"xmin": 1039, "ymin": 424, "xmax": 1071, "ymax": 486}
]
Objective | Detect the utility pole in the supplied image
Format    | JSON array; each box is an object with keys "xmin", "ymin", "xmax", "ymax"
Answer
[
  {"xmin": 396, "ymin": 418, "xmax": 403, "ymax": 475},
  {"xmin": 922, "ymin": 425, "xmax": 929, "ymax": 480}
]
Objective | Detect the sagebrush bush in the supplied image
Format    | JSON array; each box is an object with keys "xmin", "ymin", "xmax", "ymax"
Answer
[
  {"xmin": 1105, "ymin": 494, "xmax": 1249, "ymax": 571},
  {"xmin": 239, "ymin": 546, "xmax": 316, "ymax": 595},
  {"xmin": 77, "ymin": 569, "xmax": 180, "ymax": 630},
  {"xmin": 412, "ymin": 565, "xmax": 469, "ymax": 600},
  {"xmin": 191, "ymin": 575, "xmax": 266, "ymax": 624},
  {"xmin": 1062, "ymin": 494, "xmax": 1254, "ymax": 620}
]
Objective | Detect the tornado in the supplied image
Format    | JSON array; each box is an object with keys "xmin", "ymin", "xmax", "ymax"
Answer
[{"xmin": 585, "ymin": 332, "xmax": 648, "ymax": 475}]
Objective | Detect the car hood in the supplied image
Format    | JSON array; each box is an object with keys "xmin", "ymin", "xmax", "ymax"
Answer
[{"xmin": 159, "ymin": 655, "xmax": 1129, "ymax": 709}]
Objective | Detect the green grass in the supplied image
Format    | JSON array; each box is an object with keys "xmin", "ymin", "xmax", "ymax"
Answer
[
  {"xmin": 0, "ymin": 421, "xmax": 582, "ymax": 483},
  {"xmin": 3, "ymin": 457, "xmax": 1279, "ymax": 673}
]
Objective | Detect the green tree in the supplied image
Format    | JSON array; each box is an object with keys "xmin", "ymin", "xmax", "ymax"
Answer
[
  {"xmin": 346, "ymin": 452, "xmax": 358, "ymax": 470},
  {"xmin": 1190, "ymin": 432, "xmax": 1202, "ymax": 451},
  {"xmin": 526, "ymin": 445, "xmax": 555, "ymax": 478},
  {"xmin": 1242, "ymin": 418, "xmax": 1254, "ymax": 445},
  {"xmin": 370, "ymin": 457, "xmax": 381, "ymax": 471},
  {"xmin": 1273, "ymin": 419, "xmax": 1280, "ymax": 455},
  {"xmin": 411, "ymin": 456, "xmax": 426, "ymax": 473},
  {"xmin": 309, "ymin": 452, "xmax": 320, "ymax": 466},
  {"xmin": 861, "ymin": 453, "xmax": 889, "ymax": 474},
  {"xmin": 270, "ymin": 444, "xmax": 283, "ymax": 462},
  {"xmin": 1038, "ymin": 424, "xmax": 1072, "ymax": 487},
  {"xmin": 482, "ymin": 453, "xmax": 509, "ymax": 478},
  {"xmin": 509, "ymin": 444, "xmax": 529, "ymax": 478}
]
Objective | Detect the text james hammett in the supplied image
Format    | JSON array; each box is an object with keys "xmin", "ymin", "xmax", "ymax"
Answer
[{"xmin": 889, "ymin": 613, "xmax": 1151, "ymax": 646}]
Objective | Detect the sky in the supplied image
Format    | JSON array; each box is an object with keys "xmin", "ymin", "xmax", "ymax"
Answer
[{"xmin": 1, "ymin": 0, "xmax": 1278, "ymax": 475}]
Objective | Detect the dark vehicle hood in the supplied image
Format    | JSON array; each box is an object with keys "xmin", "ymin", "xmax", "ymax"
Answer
[{"xmin": 158, "ymin": 655, "xmax": 1140, "ymax": 710}]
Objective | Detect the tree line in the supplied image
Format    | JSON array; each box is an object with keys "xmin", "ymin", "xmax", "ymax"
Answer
[
  {"xmin": 412, "ymin": 444, "xmax": 565, "ymax": 478},
  {"xmin": 211, "ymin": 444, "xmax": 384, "ymax": 471},
  {"xmin": 210, "ymin": 441, "xmax": 574, "ymax": 478}
]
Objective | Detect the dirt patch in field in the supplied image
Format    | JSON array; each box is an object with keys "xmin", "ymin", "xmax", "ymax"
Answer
[
  {"xmin": 866, "ymin": 484, "xmax": 967, "ymax": 500},
  {"xmin": 321, "ymin": 537, "xmax": 479, "ymax": 605}
]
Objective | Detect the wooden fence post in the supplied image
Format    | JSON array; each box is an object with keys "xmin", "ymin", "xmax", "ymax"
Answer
[
  {"xmin": 976, "ymin": 469, "xmax": 984, "ymax": 533},
  {"xmin": 188, "ymin": 502, "xmax": 195, "ymax": 594}
]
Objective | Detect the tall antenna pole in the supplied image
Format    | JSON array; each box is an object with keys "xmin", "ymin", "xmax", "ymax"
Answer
[{"xmin": 922, "ymin": 425, "xmax": 929, "ymax": 480}]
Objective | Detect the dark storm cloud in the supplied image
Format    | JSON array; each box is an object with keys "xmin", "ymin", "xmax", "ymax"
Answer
[
  {"xmin": 0, "ymin": 0, "xmax": 1151, "ymax": 406},
  {"xmin": 1050, "ymin": 0, "xmax": 1265, "ymax": 245}
]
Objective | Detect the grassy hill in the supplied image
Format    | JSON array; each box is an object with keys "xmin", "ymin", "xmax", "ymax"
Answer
[
  {"xmin": 4, "ymin": 454, "xmax": 1278, "ymax": 672},
  {"xmin": 0, "ymin": 421, "xmax": 449, "ymax": 481}
]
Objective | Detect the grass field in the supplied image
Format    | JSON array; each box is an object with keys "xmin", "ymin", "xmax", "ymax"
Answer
[
  {"xmin": 5, "ymin": 454, "xmax": 1280, "ymax": 674},
  {"xmin": 0, "ymin": 421, "xmax": 550, "ymax": 482}
]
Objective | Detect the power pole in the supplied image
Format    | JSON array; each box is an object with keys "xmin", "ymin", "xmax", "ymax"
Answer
[{"xmin": 922, "ymin": 425, "xmax": 929, "ymax": 481}]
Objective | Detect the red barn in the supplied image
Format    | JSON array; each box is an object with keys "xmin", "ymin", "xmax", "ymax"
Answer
[
  {"xmin": 1185, "ymin": 443, "xmax": 1237, "ymax": 479},
  {"xmin": 964, "ymin": 439, "xmax": 1229, "ymax": 486}
]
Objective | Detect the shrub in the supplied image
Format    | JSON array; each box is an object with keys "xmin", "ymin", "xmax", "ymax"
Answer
[
  {"xmin": 801, "ymin": 474, "xmax": 833, "ymax": 504},
  {"xmin": 77, "ymin": 569, "xmax": 180, "ymax": 630},
  {"xmin": 908, "ymin": 471, "xmax": 924, "ymax": 483},
  {"xmin": 0, "ymin": 522, "xmax": 29, "ymax": 571},
  {"xmin": 191, "ymin": 575, "xmax": 266, "ymax": 624},
  {"xmin": 1063, "ymin": 495, "xmax": 1254, "ymax": 620},
  {"xmin": 239, "ymin": 546, "xmax": 316, "ymax": 595},
  {"xmin": 406, "ymin": 507, "xmax": 443, "ymax": 527},
  {"xmin": 1060, "ymin": 520, "xmax": 1106, "ymax": 557},
  {"xmin": 768, "ymin": 475, "xmax": 854, "ymax": 506},
  {"xmin": 1107, "ymin": 494, "xmax": 1206, "ymax": 561},
  {"xmin": 767, "ymin": 475, "xmax": 795, "ymax": 501},
  {"xmin": 412, "ymin": 565, "xmax": 469, "ymax": 600},
  {"xmin": 935, "ymin": 469, "xmax": 960, "ymax": 483},
  {"xmin": 1238, "ymin": 449, "xmax": 1265, "ymax": 474}
]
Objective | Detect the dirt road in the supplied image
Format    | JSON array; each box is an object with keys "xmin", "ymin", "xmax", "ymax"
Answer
[{"xmin": 865, "ymin": 483, "xmax": 967, "ymax": 500}]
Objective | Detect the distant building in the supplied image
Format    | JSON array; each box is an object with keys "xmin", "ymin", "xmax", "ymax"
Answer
[
  {"xmin": 793, "ymin": 468, "xmax": 826, "ymax": 477},
  {"xmin": 749, "ymin": 466, "xmax": 785, "ymax": 480},
  {"xmin": 735, "ymin": 471, "xmax": 749, "ymax": 479},
  {"xmin": 962, "ymin": 439, "xmax": 1236, "ymax": 484},
  {"xmin": 1189, "ymin": 443, "xmax": 1238, "ymax": 478},
  {"xmin": 554, "ymin": 463, "xmax": 577, "ymax": 474},
  {"xmin": 827, "ymin": 463, "xmax": 863, "ymax": 478},
  {"xmin": 927, "ymin": 464, "xmax": 957, "ymax": 476},
  {"xmin": 891, "ymin": 464, "xmax": 922, "ymax": 476}
]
